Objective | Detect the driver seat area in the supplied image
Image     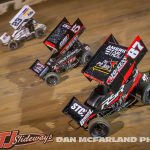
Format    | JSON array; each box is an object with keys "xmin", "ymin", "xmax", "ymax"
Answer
[{"xmin": 85, "ymin": 85, "xmax": 109, "ymax": 108}]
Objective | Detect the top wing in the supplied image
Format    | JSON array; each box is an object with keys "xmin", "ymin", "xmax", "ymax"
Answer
[
  {"xmin": 9, "ymin": 5, "xmax": 35, "ymax": 30},
  {"xmin": 44, "ymin": 17, "xmax": 71, "ymax": 51},
  {"xmin": 44, "ymin": 18, "xmax": 85, "ymax": 54},
  {"xmin": 82, "ymin": 35, "xmax": 148, "ymax": 92},
  {"xmin": 82, "ymin": 34, "xmax": 127, "ymax": 85}
]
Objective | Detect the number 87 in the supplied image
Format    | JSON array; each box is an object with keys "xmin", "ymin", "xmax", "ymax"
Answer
[{"xmin": 128, "ymin": 41, "xmax": 143, "ymax": 59}]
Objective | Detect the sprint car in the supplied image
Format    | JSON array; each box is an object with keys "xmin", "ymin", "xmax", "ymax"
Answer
[
  {"xmin": 63, "ymin": 34, "xmax": 150, "ymax": 137},
  {"xmin": 30, "ymin": 18, "xmax": 92, "ymax": 86},
  {"xmin": 0, "ymin": 5, "xmax": 46, "ymax": 50}
]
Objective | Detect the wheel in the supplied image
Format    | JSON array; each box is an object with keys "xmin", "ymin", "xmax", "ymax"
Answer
[
  {"xmin": 8, "ymin": 41, "xmax": 18, "ymax": 50},
  {"xmin": 83, "ymin": 43, "xmax": 91, "ymax": 51},
  {"xmin": 88, "ymin": 117, "xmax": 110, "ymax": 137},
  {"xmin": 80, "ymin": 51, "xmax": 92, "ymax": 65},
  {"xmin": 35, "ymin": 28, "xmax": 45, "ymax": 38},
  {"xmin": 140, "ymin": 82, "xmax": 150, "ymax": 105},
  {"xmin": 45, "ymin": 72, "xmax": 60, "ymax": 86},
  {"xmin": 142, "ymin": 71, "xmax": 150, "ymax": 82},
  {"xmin": 72, "ymin": 61, "xmax": 80, "ymax": 68}
]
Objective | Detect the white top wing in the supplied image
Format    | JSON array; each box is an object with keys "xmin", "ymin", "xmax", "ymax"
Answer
[{"xmin": 9, "ymin": 5, "xmax": 35, "ymax": 30}]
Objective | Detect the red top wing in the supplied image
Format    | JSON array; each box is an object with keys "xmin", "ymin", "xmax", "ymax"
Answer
[{"xmin": 106, "ymin": 35, "xmax": 148, "ymax": 92}]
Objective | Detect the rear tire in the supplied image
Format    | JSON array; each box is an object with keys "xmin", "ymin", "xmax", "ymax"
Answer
[
  {"xmin": 83, "ymin": 43, "xmax": 91, "ymax": 51},
  {"xmin": 35, "ymin": 28, "xmax": 45, "ymax": 38},
  {"xmin": 45, "ymin": 72, "xmax": 60, "ymax": 86},
  {"xmin": 140, "ymin": 82, "xmax": 150, "ymax": 105},
  {"xmin": 8, "ymin": 41, "xmax": 18, "ymax": 50},
  {"xmin": 80, "ymin": 51, "xmax": 92, "ymax": 65},
  {"xmin": 88, "ymin": 117, "xmax": 110, "ymax": 137}
]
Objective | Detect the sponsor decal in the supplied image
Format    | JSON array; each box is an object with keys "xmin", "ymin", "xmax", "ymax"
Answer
[
  {"xmin": 105, "ymin": 45, "xmax": 126, "ymax": 59},
  {"xmin": 70, "ymin": 101, "xmax": 93, "ymax": 126},
  {"xmin": 71, "ymin": 103, "xmax": 88, "ymax": 117},
  {"xmin": 62, "ymin": 24, "xmax": 71, "ymax": 29},
  {"xmin": 57, "ymin": 48, "xmax": 80, "ymax": 65},
  {"xmin": 106, "ymin": 57, "xmax": 127, "ymax": 84},
  {"xmin": 62, "ymin": 35, "xmax": 78, "ymax": 54},
  {"xmin": 33, "ymin": 62, "xmax": 45, "ymax": 74},
  {"xmin": 127, "ymin": 41, "xmax": 144, "ymax": 59},
  {"xmin": 22, "ymin": 8, "xmax": 34, "ymax": 17},
  {"xmin": 92, "ymin": 60, "xmax": 118, "ymax": 74},
  {"xmin": 59, "ymin": 34, "xmax": 69, "ymax": 49},
  {"xmin": 101, "ymin": 85, "xmax": 125, "ymax": 109},
  {"xmin": 0, "ymin": 130, "xmax": 53, "ymax": 149},
  {"xmin": 132, "ymin": 69, "xmax": 139, "ymax": 82},
  {"xmin": 79, "ymin": 109, "xmax": 93, "ymax": 126}
]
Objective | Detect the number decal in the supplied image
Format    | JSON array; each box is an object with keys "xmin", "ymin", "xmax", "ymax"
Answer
[
  {"xmin": 127, "ymin": 41, "xmax": 144, "ymax": 59},
  {"xmin": 34, "ymin": 63, "xmax": 44, "ymax": 74},
  {"xmin": 12, "ymin": 18, "xmax": 22, "ymax": 27},
  {"xmin": 71, "ymin": 24, "xmax": 81, "ymax": 33},
  {"xmin": 132, "ymin": 41, "xmax": 143, "ymax": 50},
  {"xmin": 128, "ymin": 48, "xmax": 139, "ymax": 59}
]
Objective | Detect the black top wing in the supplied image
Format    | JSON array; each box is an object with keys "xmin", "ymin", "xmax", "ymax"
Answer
[
  {"xmin": 44, "ymin": 18, "xmax": 85, "ymax": 54},
  {"xmin": 82, "ymin": 34, "xmax": 127, "ymax": 85},
  {"xmin": 82, "ymin": 35, "xmax": 148, "ymax": 92},
  {"xmin": 43, "ymin": 17, "xmax": 71, "ymax": 51}
]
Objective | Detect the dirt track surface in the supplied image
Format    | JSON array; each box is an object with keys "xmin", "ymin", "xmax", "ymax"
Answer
[{"xmin": 0, "ymin": 0, "xmax": 150, "ymax": 149}]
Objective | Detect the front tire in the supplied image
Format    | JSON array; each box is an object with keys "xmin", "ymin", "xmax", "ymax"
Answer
[
  {"xmin": 35, "ymin": 28, "xmax": 45, "ymax": 38},
  {"xmin": 140, "ymin": 82, "xmax": 150, "ymax": 105},
  {"xmin": 88, "ymin": 117, "xmax": 110, "ymax": 137},
  {"xmin": 8, "ymin": 41, "xmax": 18, "ymax": 50},
  {"xmin": 80, "ymin": 51, "xmax": 92, "ymax": 65},
  {"xmin": 45, "ymin": 72, "xmax": 60, "ymax": 86}
]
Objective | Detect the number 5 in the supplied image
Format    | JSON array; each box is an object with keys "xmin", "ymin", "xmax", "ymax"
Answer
[{"xmin": 71, "ymin": 24, "xmax": 80, "ymax": 33}]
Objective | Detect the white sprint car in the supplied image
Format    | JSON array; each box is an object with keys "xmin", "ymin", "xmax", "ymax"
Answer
[{"xmin": 0, "ymin": 5, "xmax": 46, "ymax": 50}]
